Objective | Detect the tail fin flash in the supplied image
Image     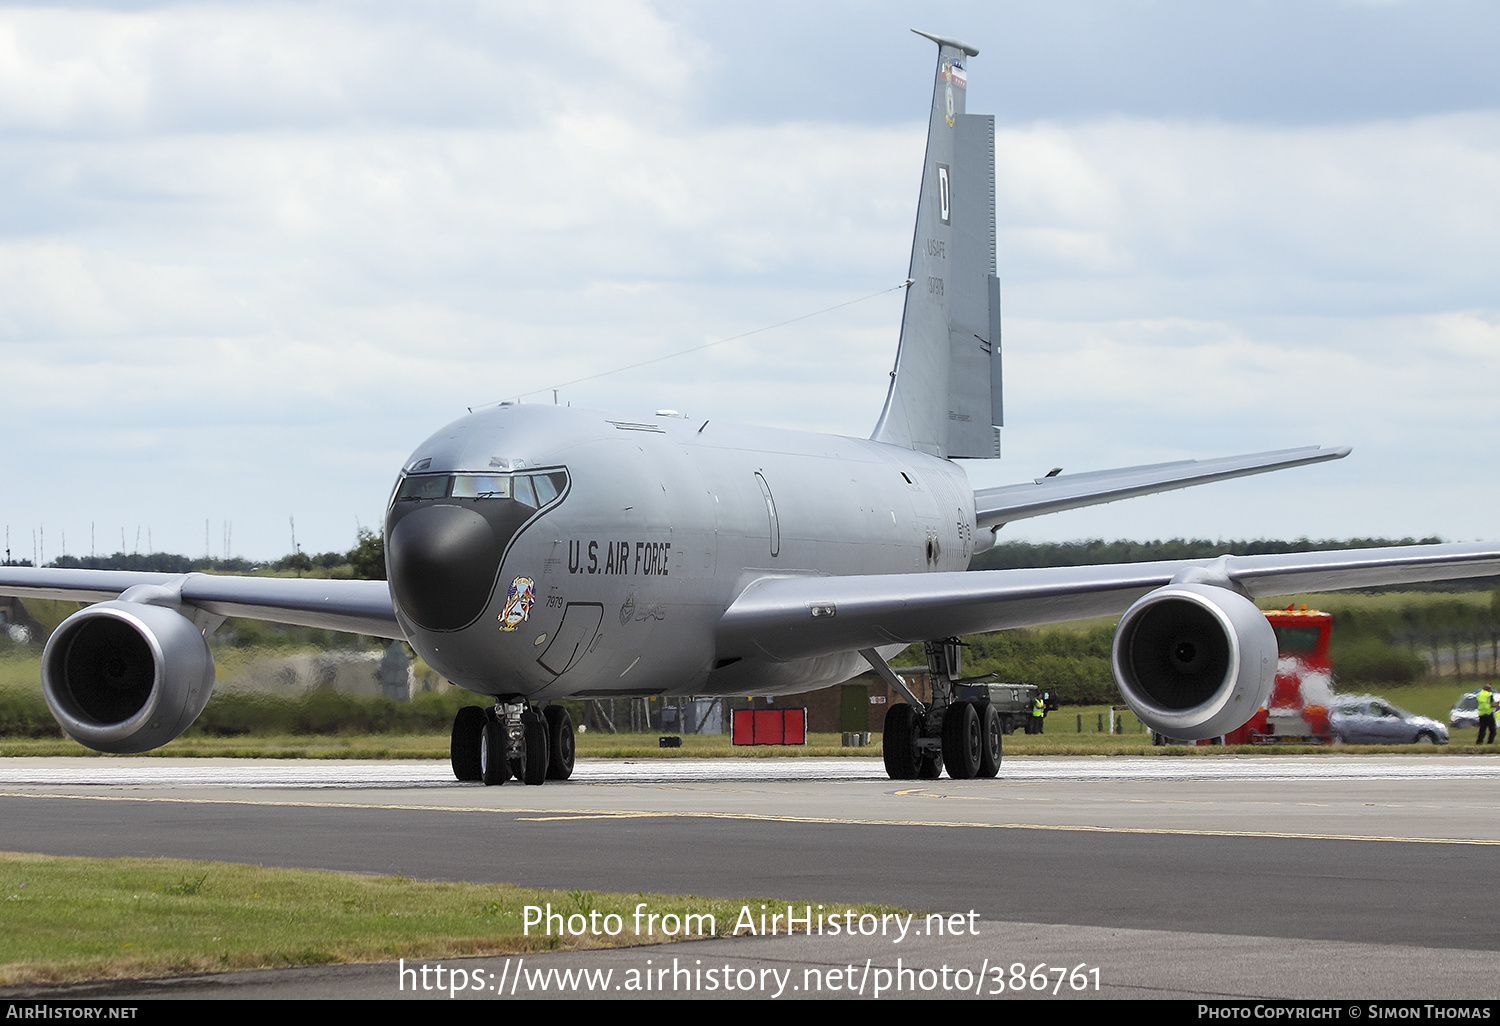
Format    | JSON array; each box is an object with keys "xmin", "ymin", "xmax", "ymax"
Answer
[{"xmin": 873, "ymin": 31, "xmax": 1002, "ymax": 459}]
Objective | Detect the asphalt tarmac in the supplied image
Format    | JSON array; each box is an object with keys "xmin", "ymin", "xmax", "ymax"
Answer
[{"xmin": 3, "ymin": 755, "xmax": 1499, "ymax": 1001}]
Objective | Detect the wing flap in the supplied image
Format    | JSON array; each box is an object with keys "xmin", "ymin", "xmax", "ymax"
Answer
[
  {"xmin": 715, "ymin": 541, "xmax": 1500, "ymax": 663},
  {"xmin": 974, "ymin": 445, "xmax": 1351, "ymax": 533}
]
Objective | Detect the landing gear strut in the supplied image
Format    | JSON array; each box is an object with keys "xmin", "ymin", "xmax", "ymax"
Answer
[
  {"xmin": 868, "ymin": 639, "xmax": 1004, "ymax": 781},
  {"xmin": 450, "ymin": 700, "xmax": 574, "ymax": 785}
]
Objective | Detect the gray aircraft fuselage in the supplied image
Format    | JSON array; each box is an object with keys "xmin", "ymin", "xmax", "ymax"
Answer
[{"xmin": 385, "ymin": 403, "xmax": 976, "ymax": 701}]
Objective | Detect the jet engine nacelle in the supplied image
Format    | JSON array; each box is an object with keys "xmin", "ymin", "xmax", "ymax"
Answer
[
  {"xmin": 1110, "ymin": 582, "xmax": 1276, "ymax": 741},
  {"xmin": 42, "ymin": 600, "xmax": 215, "ymax": 754}
]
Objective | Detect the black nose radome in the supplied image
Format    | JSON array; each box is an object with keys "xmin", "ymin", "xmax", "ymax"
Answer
[{"xmin": 388, "ymin": 504, "xmax": 500, "ymax": 631}]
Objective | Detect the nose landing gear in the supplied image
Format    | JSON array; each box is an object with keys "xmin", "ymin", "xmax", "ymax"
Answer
[{"xmin": 450, "ymin": 701, "xmax": 575, "ymax": 785}]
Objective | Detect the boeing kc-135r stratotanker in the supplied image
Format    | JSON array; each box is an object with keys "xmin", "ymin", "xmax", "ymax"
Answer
[{"xmin": 4, "ymin": 31, "xmax": 1498, "ymax": 783}]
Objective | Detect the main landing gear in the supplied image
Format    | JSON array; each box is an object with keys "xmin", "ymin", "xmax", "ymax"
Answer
[
  {"xmin": 451, "ymin": 700, "xmax": 575, "ymax": 785},
  {"xmin": 866, "ymin": 639, "xmax": 1003, "ymax": 782}
]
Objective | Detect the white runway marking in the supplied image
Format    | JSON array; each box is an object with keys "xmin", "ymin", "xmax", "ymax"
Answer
[{"xmin": 3, "ymin": 755, "xmax": 1500, "ymax": 788}]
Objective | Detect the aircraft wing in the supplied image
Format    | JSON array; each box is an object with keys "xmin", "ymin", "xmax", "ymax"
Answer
[
  {"xmin": 973, "ymin": 445, "xmax": 1352, "ymax": 534},
  {"xmin": 715, "ymin": 541, "xmax": 1500, "ymax": 662},
  {"xmin": 0, "ymin": 568, "xmax": 403, "ymax": 640}
]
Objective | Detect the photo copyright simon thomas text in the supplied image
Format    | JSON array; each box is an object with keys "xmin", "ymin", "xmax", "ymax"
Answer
[
  {"xmin": 396, "ymin": 904, "xmax": 1103, "ymax": 997},
  {"xmin": 1199, "ymin": 1007, "xmax": 1493, "ymax": 1020}
]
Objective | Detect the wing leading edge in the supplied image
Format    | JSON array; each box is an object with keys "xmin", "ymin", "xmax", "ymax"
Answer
[
  {"xmin": 973, "ymin": 445, "xmax": 1351, "ymax": 536},
  {"xmin": 715, "ymin": 541, "xmax": 1500, "ymax": 663},
  {"xmin": 0, "ymin": 568, "xmax": 403, "ymax": 640}
]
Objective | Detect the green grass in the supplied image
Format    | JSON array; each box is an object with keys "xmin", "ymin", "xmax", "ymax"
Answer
[
  {"xmin": 576, "ymin": 731, "xmax": 882, "ymax": 758},
  {"xmin": 0, "ymin": 731, "xmax": 889, "ymax": 759},
  {"xmin": 0, "ymin": 732, "xmax": 861, "ymax": 759},
  {"xmin": 0, "ymin": 735, "xmax": 458, "ymax": 759},
  {"xmin": 0, "ymin": 653, "xmax": 43, "ymax": 693},
  {"xmin": 6, "ymin": 718, "xmax": 1496, "ymax": 759},
  {"xmin": 1278, "ymin": 590, "xmax": 1493, "ymax": 612},
  {"xmin": 0, "ymin": 852, "xmax": 905, "ymax": 985}
]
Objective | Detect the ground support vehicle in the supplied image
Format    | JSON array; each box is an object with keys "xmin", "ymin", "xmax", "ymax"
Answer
[
  {"xmin": 954, "ymin": 681, "xmax": 1048, "ymax": 736},
  {"xmin": 1451, "ymin": 691, "xmax": 1479, "ymax": 730},
  {"xmin": 1330, "ymin": 696, "xmax": 1448, "ymax": 745},
  {"xmin": 1221, "ymin": 606, "xmax": 1336, "ymax": 745}
]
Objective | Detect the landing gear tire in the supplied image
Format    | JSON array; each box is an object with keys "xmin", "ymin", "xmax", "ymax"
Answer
[
  {"xmin": 544, "ymin": 705, "xmax": 575, "ymax": 780},
  {"xmin": 520, "ymin": 710, "xmax": 550, "ymax": 785},
  {"xmin": 917, "ymin": 750, "xmax": 944, "ymax": 779},
  {"xmin": 450, "ymin": 706, "xmax": 485, "ymax": 782},
  {"xmin": 978, "ymin": 703, "xmax": 1003, "ymax": 778},
  {"xmin": 942, "ymin": 701, "xmax": 983, "ymax": 780},
  {"xmin": 882, "ymin": 704, "xmax": 919, "ymax": 780},
  {"xmin": 479, "ymin": 720, "xmax": 510, "ymax": 786}
]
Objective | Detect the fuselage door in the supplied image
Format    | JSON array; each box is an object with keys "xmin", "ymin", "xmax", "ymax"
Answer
[
  {"xmin": 538, "ymin": 602, "xmax": 604, "ymax": 678},
  {"xmin": 755, "ymin": 471, "xmax": 780, "ymax": 558}
]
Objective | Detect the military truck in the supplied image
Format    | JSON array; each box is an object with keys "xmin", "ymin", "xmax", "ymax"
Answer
[{"xmin": 954, "ymin": 680, "xmax": 1057, "ymax": 735}]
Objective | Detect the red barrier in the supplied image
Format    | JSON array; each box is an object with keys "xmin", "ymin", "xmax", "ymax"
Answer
[{"xmin": 731, "ymin": 708, "xmax": 807, "ymax": 745}]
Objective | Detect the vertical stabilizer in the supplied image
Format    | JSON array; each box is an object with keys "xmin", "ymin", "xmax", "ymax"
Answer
[{"xmin": 873, "ymin": 32, "xmax": 1002, "ymax": 459}]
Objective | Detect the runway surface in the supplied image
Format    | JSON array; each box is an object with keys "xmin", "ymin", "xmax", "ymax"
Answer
[{"xmin": 4, "ymin": 754, "xmax": 1500, "ymax": 1000}]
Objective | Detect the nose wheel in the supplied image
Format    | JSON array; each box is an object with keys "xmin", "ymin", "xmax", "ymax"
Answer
[
  {"xmin": 480, "ymin": 719, "xmax": 510, "ymax": 785},
  {"xmin": 515, "ymin": 709, "xmax": 549, "ymax": 785},
  {"xmin": 451, "ymin": 701, "xmax": 570, "ymax": 785},
  {"xmin": 543, "ymin": 705, "xmax": 576, "ymax": 780},
  {"xmin": 450, "ymin": 705, "xmax": 486, "ymax": 781}
]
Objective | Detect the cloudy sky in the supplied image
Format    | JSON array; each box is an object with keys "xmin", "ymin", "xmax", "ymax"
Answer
[{"xmin": 1, "ymin": 0, "xmax": 1496, "ymax": 562}]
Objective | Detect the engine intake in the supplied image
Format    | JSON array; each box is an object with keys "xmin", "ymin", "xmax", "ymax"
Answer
[
  {"xmin": 1110, "ymin": 583, "xmax": 1276, "ymax": 741},
  {"xmin": 42, "ymin": 601, "xmax": 215, "ymax": 754}
]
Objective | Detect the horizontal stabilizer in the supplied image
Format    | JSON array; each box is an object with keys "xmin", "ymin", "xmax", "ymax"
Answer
[{"xmin": 974, "ymin": 445, "xmax": 1351, "ymax": 535}]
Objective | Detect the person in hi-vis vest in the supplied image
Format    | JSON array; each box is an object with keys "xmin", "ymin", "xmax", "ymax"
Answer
[{"xmin": 1477, "ymin": 685, "xmax": 1497, "ymax": 745}]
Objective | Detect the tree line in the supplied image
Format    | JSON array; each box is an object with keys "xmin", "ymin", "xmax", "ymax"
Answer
[
  {"xmin": 972, "ymin": 536, "xmax": 1449, "ymax": 572},
  {"xmin": 26, "ymin": 528, "xmax": 386, "ymax": 580}
]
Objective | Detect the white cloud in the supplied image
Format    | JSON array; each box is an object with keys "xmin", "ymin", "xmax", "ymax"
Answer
[
  {"xmin": 0, "ymin": 4, "xmax": 1497, "ymax": 556},
  {"xmin": 998, "ymin": 114, "xmax": 1500, "ymax": 315},
  {"xmin": 0, "ymin": 1, "xmax": 708, "ymax": 135}
]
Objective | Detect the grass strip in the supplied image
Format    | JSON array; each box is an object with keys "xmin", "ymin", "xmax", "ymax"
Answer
[
  {"xmin": 0, "ymin": 852, "xmax": 904, "ymax": 986},
  {"xmin": 3, "ymin": 728, "xmax": 1498, "ymax": 760},
  {"xmin": 0, "ymin": 733, "xmax": 886, "ymax": 759}
]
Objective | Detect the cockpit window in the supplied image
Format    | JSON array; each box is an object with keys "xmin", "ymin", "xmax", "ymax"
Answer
[
  {"xmin": 512, "ymin": 475, "xmax": 537, "ymax": 508},
  {"xmin": 532, "ymin": 472, "xmax": 561, "ymax": 505},
  {"xmin": 451, "ymin": 474, "xmax": 512, "ymax": 499},
  {"xmin": 393, "ymin": 469, "xmax": 568, "ymax": 507},
  {"xmin": 397, "ymin": 474, "xmax": 449, "ymax": 501}
]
